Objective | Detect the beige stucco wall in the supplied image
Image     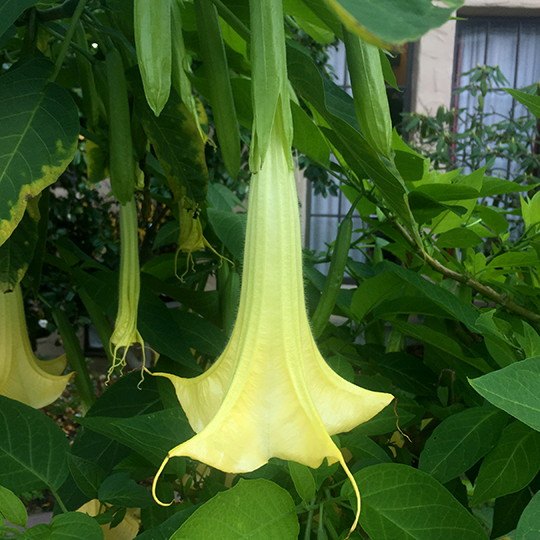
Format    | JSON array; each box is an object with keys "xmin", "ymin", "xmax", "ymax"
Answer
[{"xmin": 411, "ymin": 0, "xmax": 540, "ymax": 114}]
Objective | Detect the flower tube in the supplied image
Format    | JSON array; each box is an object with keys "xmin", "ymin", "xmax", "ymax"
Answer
[{"xmin": 0, "ymin": 285, "xmax": 73, "ymax": 408}]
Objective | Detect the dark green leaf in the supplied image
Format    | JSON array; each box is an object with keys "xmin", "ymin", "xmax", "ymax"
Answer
[
  {"xmin": 170, "ymin": 310, "xmax": 226, "ymax": 356},
  {"xmin": 128, "ymin": 69, "xmax": 208, "ymax": 203},
  {"xmin": 67, "ymin": 454, "xmax": 107, "ymax": 500},
  {"xmin": 98, "ymin": 472, "xmax": 155, "ymax": 508},
  {"xmin": 0, "ymin": 0, "xmax": 38, "ymax": 39},
  {"xmin": 48, "ymin": 512, "xmax": 104, "ymax": 540},
  {"xmin": 414, "ymin": 184, "xmax": 480, "ymax": 201},
  {"xmin": 491, "ymin": 488, "xmax": 531, "ymax": 539},
  {"xmin": 136, "ymin": 505, "xmax": 200, "ymax": 540},
  {"xmin": 0, "ymin": 58, "xmax": 79, "ymax": 246},
  {"xmin": 436, "ymin": 228, "xmax": 483, "ymax": 249},
  {"xmin": 470, "ymin": 356, "xmax": 540, "ymax": 432},
  {"xmin": 419, "ymin": 407, "xmax": 508, "ymax": 485},
  {"xmin": 81, "ymin": 407, "xmax": 194, "ymax": 467},
  {"xmin": 340, "ymin": 432, "xmax": 391, "ymax": 463},
  {"xmin": 343, "ymin": 464, "xmax": 488, "ymax": 540},
  {"xmin": 479, "ymin": 176, "xmax": 535, "ymax": 197},
  {"xmin": 206, "ymin": 207, "xmax": 247, "ymax": 261},
  {"xmin": 472, "ymin": 421, "xmax": 540, "ymax": 505},
  {"xmin": 291, "ymin": 100, "xmax": 330, "ymax": 165},
  {"xmin": 169, "ymin": 479, "xmax": 299, "ymax": 540},
  {"xmin": 0, "ymin": 396, "xmax": 70, "ymax": 494},
  {"xmin": 0, "ymin": 197, "xmax": 40, "ymax": 292}
]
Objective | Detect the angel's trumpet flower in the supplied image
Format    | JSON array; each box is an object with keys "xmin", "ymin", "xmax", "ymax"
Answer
[
  {"xmin": 150, "ymin": 114, "xmax": 394, "ymax": 530},
  {"xmin": 0, "ymin": 285, "xmax": 74, "ymax": 408},
  {"xmin": 109, "ymin": 198, "xmax": 145, "ymax": 376}
]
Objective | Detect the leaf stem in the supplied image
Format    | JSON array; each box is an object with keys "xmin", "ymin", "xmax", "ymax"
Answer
[
  {"xmin": 51, "ymin": 489, "xmax": 68, "ymax": 513},
  {"xmin": 49, "ymin": 0, "xmax": 89, "ymax": 82},
  {"xmin": 209, "ymin": 0, "xmax": 251, "ymax": 42},
  {"xmin": 42, "ymin": 23, "xmax": 95, "ymax": 64},
  {"xmin": 303, "ymin": 497, "xmax": 316, "ymax": 540}
]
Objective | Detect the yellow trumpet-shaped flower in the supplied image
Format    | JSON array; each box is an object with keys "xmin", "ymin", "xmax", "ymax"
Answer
[
  {"xmin": 0, "ymin": 284, "xmax": 74, "ymax": 409},
  {"xmin": 109, "ymin": 197, "xmax": 145, "ymax": 376},
  {"xmin": 150, "ymin": 115, "xmax": 394, "ymax": 530}
]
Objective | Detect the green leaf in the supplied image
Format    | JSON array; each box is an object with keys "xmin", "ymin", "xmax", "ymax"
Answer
[
  {"xmin": 170, "ymin": 479, "xmax": 299, "ymax": 540},
  {"xmin": 0, "ymin": 484, "xmax": 27, "ymax": 527},
  {"xmin": 491, "ymin": 488, "xmax": 532, "ymax": 540},
  {"xmin": 206, "ymin": 207, "xmax": 247, "ymax": 261},
  {"xmin": 350, "ymin": 272, "xmax": 403, "ymax": 322},
  {"xmin": 291, "ymin": 101, "xmax": 330, "ymax": 165},
  {"xmin": 25, "ymin": 512, "xmax": 105, "ymax": 540},
  {"xmin": 470, "ymin": 356, "xmax": 540, "ymax": 432},
  {"xmin": 471, "ymin": 421, "xmax": 540, "ymax": 505},
  {"xmin": 98, "ymin": 472, "xmax": 155, "ymax": 508},
  {"xmin": 0, "ymin": 396, "xmax": 70, "ymax": 494},
  {"xmin": 0, "ymin": 59, "xmax": 79, "ymax": 247},
  {"xmin": 436, "ymin": 228, "xmax": 483, "ymax": 249},
  {"xmin": 81, "ymin": 407, "xmax": 194, "ymax": 468},
  {"xmin": 0, "ymin": 0, "xmax": 38, "ymax": 37},
  {"xmin": 414, "ymin": 184, "xmax": 480, "ymax": 201},
  {"xmin": 340, "ymin": 432, "xmax": 391, "ymax": 463},
  {"xmin": 486, "ymin": 251, "xmax": 539, "ymax": 270},
  {"xmin": 170, "ymin": 310, "xmax": 227, "ymax": 356},
  {"xmin": 516, "ymin": 490, "xmax": 540, "ymax": 540},
  {"xmin": 289, "ymin": 461, "xmax": 316, "ymax": 502},
  {"xmin": 351, "ymin": 401, "xmax": 418, "ymax": 437},
  {"xmin": 419, "ymin": 407, "xmax": 508, "ymax": 485},
  {"xmin": 0, "ymin": 196, "xmax": 40, "ymax": 292},
  {"xmin": 128, "ymin": 69, "xmax": 208, "ymax": 204},
  {"xmin": 505, "ymin": 88, "xmax": 540, "ymax": 118},
  {"xmin": 136, "ymin": 506, "xmax": 200, "ymax": 540},
  {"xmin": 67, "ymin": 454, "xmax": 107, "ymax": 500},
  {"xmin": 342, "ymin": 463, "xmax": 488, "ymax": 540},
  {"xmin": 479, "ymin": 176, "xmax": 535, "ymax": 197}
]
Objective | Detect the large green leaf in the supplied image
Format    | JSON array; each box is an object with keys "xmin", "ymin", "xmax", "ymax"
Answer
[
  {"xmin": 0, "ymin": 59, "xmax": 79, "ymax": 247},
  {"xmin": 288, "ymin": 461, "xmax": 316, "ymax": 502},
  {"xmin": 326, "ymin": 0, "xmax": 463, "ymax": 46},
  {"xmin": 81, "ymin": 408, "xmax": 194, "ymax": 467},
  {"xmin": 470, "ymin": 356, "xmax": 540, "ymax": 432},
  {"xmin": 0, "ymin": 196, "xmax": 40, "ymax": 292},
  {"xmin": 128, "ymin": 69, "xmax": 208, "ymax": 204},
  {"xmin": 0, "ymin": 396, "xmax": 70, "ymax": 494},
  {"xmin": 170, "ymin": 479, "xmax": 299, "ymax": 540},
  {"xmin": 98, "ymin": 472, "xmax": 155, "ymax": 508},
  {"xmin": 343, "ymin": 464, "xmax": 488, "ymax": 540},
  {"xmin": 516, "ymin": 490, "xmax": 540, "ymax": 540},
  {"xmin": 492, "ymin": 489, "xmax": 532, "ymax": 540},
  {"xmin": 471, "ymin": 421, "xmax": 540, "ymax": 505},
  {"xmin": 0, "ymin": 0, "xmax": 37, "ymax": 37},
  {"xmin": 419, "ymin": 407, "xmax": 508, "ymax": 485}
]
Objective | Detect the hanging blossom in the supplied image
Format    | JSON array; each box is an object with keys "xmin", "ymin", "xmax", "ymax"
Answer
[
  {"xmin": 149, "ymin": 115, "xmax": 393, "ymax": 530},
  {"xmin": 0, "ymin": 284, "xmax": 73, "ymax": 408}
]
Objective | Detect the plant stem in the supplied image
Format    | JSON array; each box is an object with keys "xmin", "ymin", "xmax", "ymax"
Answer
[
  {"xmin": 49, "ymin": 0, "xmax": 89, "ymax": 82},
  {"xmin": 303, "ymin": 497, "xmax": 316, "ymax": 540},
  {"xmin": 41, "ymin": 23, "xmax": 96, "ymax": 63},
  {"xmin": 209, "ymin": 0, "xmax": 251, "ymax": 42},
  {"xmin": 393, "ymin": 219, "xmax": 540, "ymax": 327},
  {"xmin": 52, "ymin": 308, "xmax": 96, "ymax": 414},
  {"xmin": 51, "ymin": 489, "xmax": 68, "ymax": 513}
]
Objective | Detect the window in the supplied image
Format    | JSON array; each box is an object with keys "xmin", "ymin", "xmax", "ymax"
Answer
[{"xmin": 453, "ymin": 17, "xmax": 540, "ymax": 180}]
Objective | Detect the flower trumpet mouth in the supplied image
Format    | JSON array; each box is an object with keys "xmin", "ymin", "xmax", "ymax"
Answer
[
  {"xmin": 149, "ymin": 117, "xmax": 393, "ymax": 533},
  {"xmin": 0, "ymin": 284, "xmax": 74, "ymax": 409}
]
